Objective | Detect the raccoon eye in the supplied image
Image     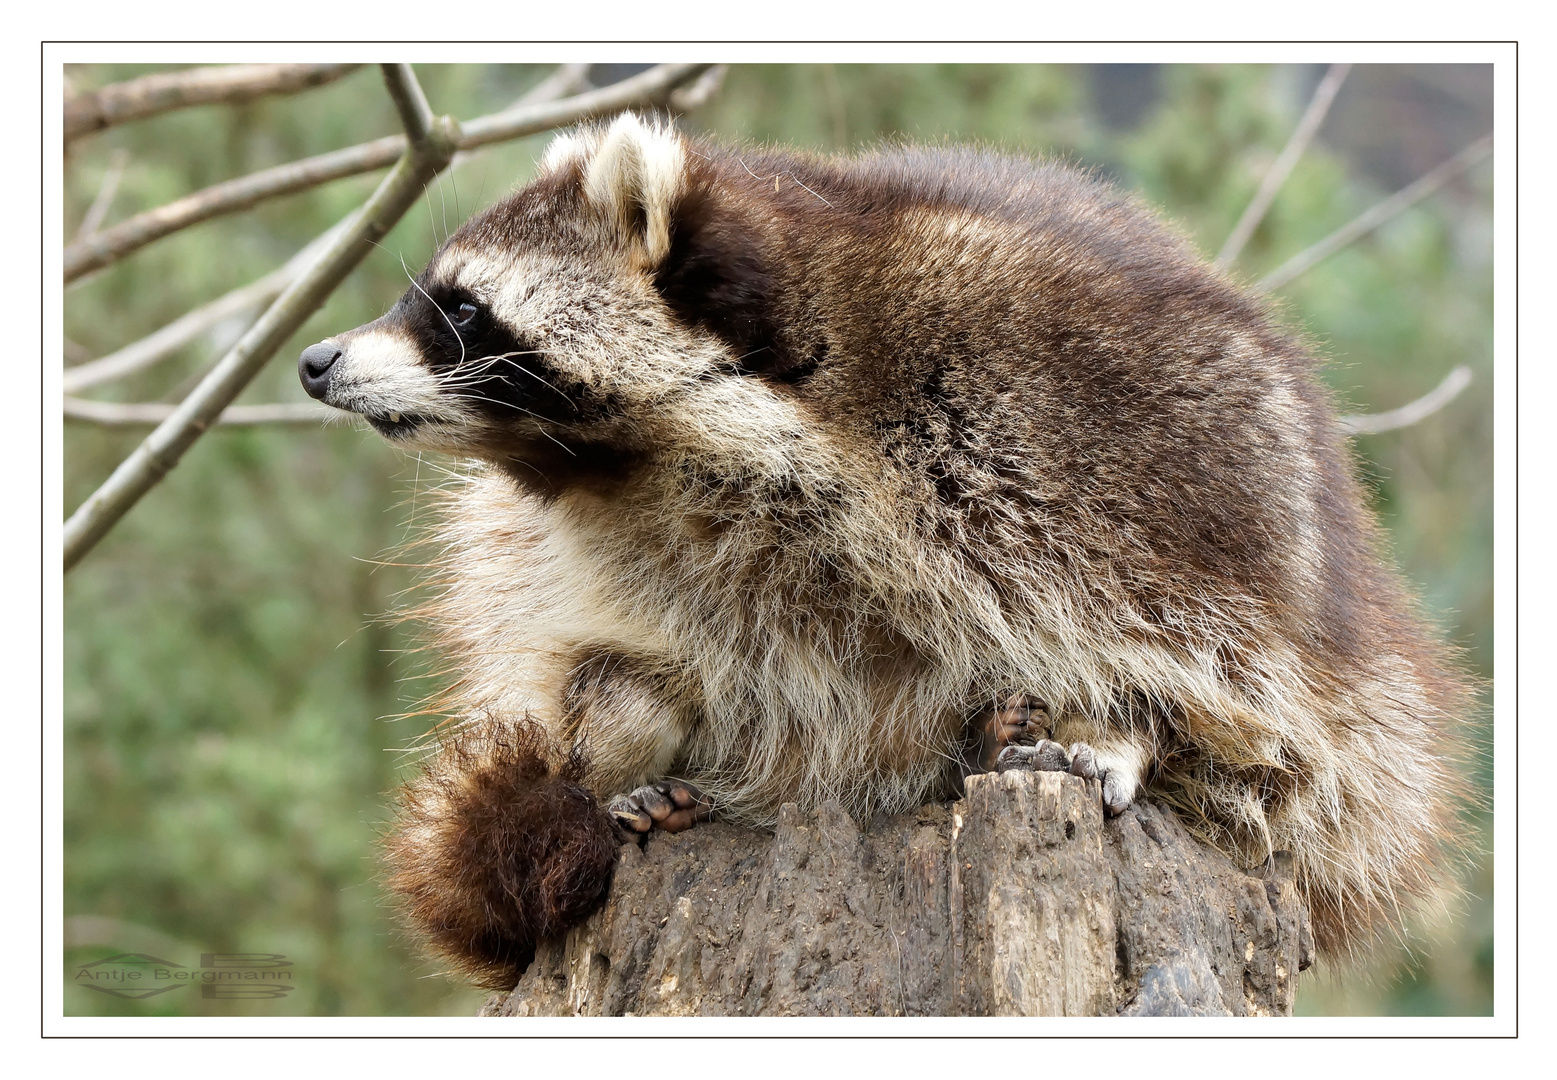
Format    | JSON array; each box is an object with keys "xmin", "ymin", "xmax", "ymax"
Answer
[{"xmin": 451, "ymin": 302, "xmax": 479, "ymax": 327}]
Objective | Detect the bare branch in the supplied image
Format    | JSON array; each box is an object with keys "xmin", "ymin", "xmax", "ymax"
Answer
[
  {"xmin": 444, "ymin": 64, "xmax": 591, "ymax": 175},
  {"xmin": 63, "ymin": 134, "xmax": 404, "ymax": 284},
  {"xmin": 75, "ymin": 148, "xmax": 129, "ymax": 241},
  {"xmin": 1217, "ymin": 64, "xmax": 1350, "ymax": 267},
  {"xmin": 63, "ymin": 110, "xmax": 463, "ymax": 571},
  {"xmin": 65, "ymin": 63, "xmax": 364, "ymax": 143},
  {"xmin": 452, "ymin": 62, "xmax": 711, "ymax": 149},
  {"xmin": 521, "ymin": 63, "xmax": 592, "ymax": 104},
  {"xmin": 381, "ymin": 64, "xmax": 434, "ymax": 146},
  {"xmin": 669, "ymin": 64, "xmax": 728, "ymax": 113},
  {"xmin": 1260, "ymin": 133, "xmax": 1493, "ymax": 292},
  {"xmin": 63, "ymin": 62, "xmax": 713, "ymax": 284},
  {"xmin": 1339, "ymin": 366, "xmax": 1473, "ymax": 436},
  {"xmin": 65, "ymin": 274, "xmax": 281, "ymax": 394},
  {"xmin": 64, "ymin": 220, "xmax": 350, "ymax": 394},
  {"xmin": 65, "ymin": 397, "xmax": 333, "ymax": 427}
]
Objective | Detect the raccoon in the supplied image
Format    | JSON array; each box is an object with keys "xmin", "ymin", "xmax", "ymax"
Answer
[{"xmin": 298, "ymin": 114, "xmax": 1472, "ymax": 989}]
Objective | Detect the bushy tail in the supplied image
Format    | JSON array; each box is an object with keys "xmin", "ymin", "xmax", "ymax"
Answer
[{"xmin": 383, "ymin": 717, "xmax": 621, "ymax": 988}]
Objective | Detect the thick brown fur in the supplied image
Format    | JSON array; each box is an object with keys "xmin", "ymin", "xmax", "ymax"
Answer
[
  {"xmin": 382, "ymin": 718, "xmax": 619, "ymax": 987},
  {"xmin": 307, "ymin": 115, "xmax": 1474, "ymax": 984}
]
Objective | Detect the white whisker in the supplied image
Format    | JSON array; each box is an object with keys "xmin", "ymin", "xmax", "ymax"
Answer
[
  {"xmin": 422, "ymin": 182, "xmax": 441, "ymax": 247},
  {"xmin": 438, "ymin": 177, "xmax": 449, "ymax": 246},
  {"xmin": 433, "ymin": 348, "xmax": 581, "ymax": 417},
  {"xmin": 397, "ymin": 253, "xmax": 467, "ymax": 368},
  {"xmin": 440, "ymin": 390, "xmax": 580, "ymax": 458}
]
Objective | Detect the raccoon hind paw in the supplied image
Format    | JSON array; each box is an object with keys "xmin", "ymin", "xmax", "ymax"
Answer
[
  {"xmin": 608, "ymin": 779, "xmax": 713, "ymax": 835},
  {"xmin": 995, "ymin": 739, "xmax": 1136, "ymax": 817}
]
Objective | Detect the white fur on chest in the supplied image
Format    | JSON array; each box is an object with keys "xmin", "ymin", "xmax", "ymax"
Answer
[{"xmin": 434, "ymin": 466, "xmax": 985, "ymax": 821}]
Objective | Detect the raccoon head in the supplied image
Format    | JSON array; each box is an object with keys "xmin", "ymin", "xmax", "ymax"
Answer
[{"xmin": 298, "ymin": 113, "xmax": 811, "ymax": 492}]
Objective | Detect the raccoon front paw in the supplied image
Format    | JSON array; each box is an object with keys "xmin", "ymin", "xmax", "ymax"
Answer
[
  {"xmin": 990, "ymin": 693, "xmax": 1049, "ymax": 748},
  {"xmin": 995, "ymin": 738, "xmax": 1073, "ymax": 774},
  {"xmin": 607, "ymin": 779, "xmax": 712, "ymax": 836},
  {"xmin": 995, "ymin": 740, "xmax": 1134, "ymax": 817},
  {"xmin": 967, "ymin": 693, "xmax": 1052, "ymax": 773}
]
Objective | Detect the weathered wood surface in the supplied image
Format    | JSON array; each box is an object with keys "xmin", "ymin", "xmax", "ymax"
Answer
[{"xmin": 479, "ymin": 769, "xmax": 1312, "ymax": 1017}]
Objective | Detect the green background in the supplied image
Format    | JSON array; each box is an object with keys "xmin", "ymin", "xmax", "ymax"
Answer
[{"xmin": 62, "ymin": 62, "xmax": 1494, "ymax": 1017}]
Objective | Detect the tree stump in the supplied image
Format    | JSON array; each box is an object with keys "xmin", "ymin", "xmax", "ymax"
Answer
[{"xmin": 478, "ymin": 770, "xmax": 1313, "ymax": 1017}]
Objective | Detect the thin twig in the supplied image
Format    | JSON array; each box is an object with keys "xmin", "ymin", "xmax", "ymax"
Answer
[
  {"xmin": 63, "ymin": 72, "xmax": 462, "ymax": 572},
  {"xmin": 64, "ymin": 62, "xmax": 713, "ymax": 284},
  {"xmin": 1260, "ymin": 133, "xmax": 1493, "ymax": 292},
  {"xmin": 381, "ymin": 64, "xmax": 434, "ymax": 147},
  {"xmin": 669, "ymin": 64, "xmax": 728, "ymax": 113},
  {"xmin": 445, "ymin": 63, "xmax": 590, "ymax": 173},
  {"xmin": 452, "ymin": 62, "xmax": 711, "ymax": 149},
  {"xmin": 1338, "ymin": 366, "xmax": 1473, "ymax": 436},
  {"xmin": 63, "ymin": 133, "xmax": 405, "ymax": 284},
  {"xmin": 65, "ymin": 63, "xmax": 364, "ymax": 143},
  {"xmin": 523, "ymin": 63, "xmax": 592, "ymax": 104},
  {"xmin": 65, "ymin": 398, "xmax": 333, "ymax": 427},
  {"xmin": 1218, "ymin": 64, "xmax": 1350, "ymax": 267},
  {"xmin": 75, "ymin": 148, "xmax": 129, "ymax": 241},
  {"xmin": 63, "ymin": 219, "xmax": 350, "ymax": 394}
]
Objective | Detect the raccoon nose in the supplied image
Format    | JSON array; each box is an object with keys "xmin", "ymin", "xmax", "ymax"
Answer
[{"xmin": 298, "ymin": 341, "xmax": 342, "ymax": 399}]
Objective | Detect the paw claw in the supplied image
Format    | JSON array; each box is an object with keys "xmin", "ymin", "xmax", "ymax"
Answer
[
  {"xmin": 1066, "ymin": 742, "xmax": 1098, "ymax": 780},
  {"xmin": 1100, "ymin": 768, "xmax": 1132, "ymax": 817},
  {"xmin": 607, "ymin": 793, "xmax": 653, "ymax": 834}
]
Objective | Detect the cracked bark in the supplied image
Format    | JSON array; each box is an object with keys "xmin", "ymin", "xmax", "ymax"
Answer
[{"xmin": 479, "ymin": 769, "xmax": 1313, "ymax": 1017}]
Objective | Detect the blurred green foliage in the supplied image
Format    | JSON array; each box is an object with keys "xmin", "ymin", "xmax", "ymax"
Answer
[{"xmin": 62, "ymin": 63, "xmax": 1493, "ymax": 1017}]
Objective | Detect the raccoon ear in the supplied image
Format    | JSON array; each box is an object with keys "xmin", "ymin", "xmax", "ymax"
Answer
[
  {"xmin": 652, "ymin": 178, "xmax": 790, "ymax": 377},
  {"xmin": 577, "ymin": 113, "xmax": 686, "ymax": 267}
]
